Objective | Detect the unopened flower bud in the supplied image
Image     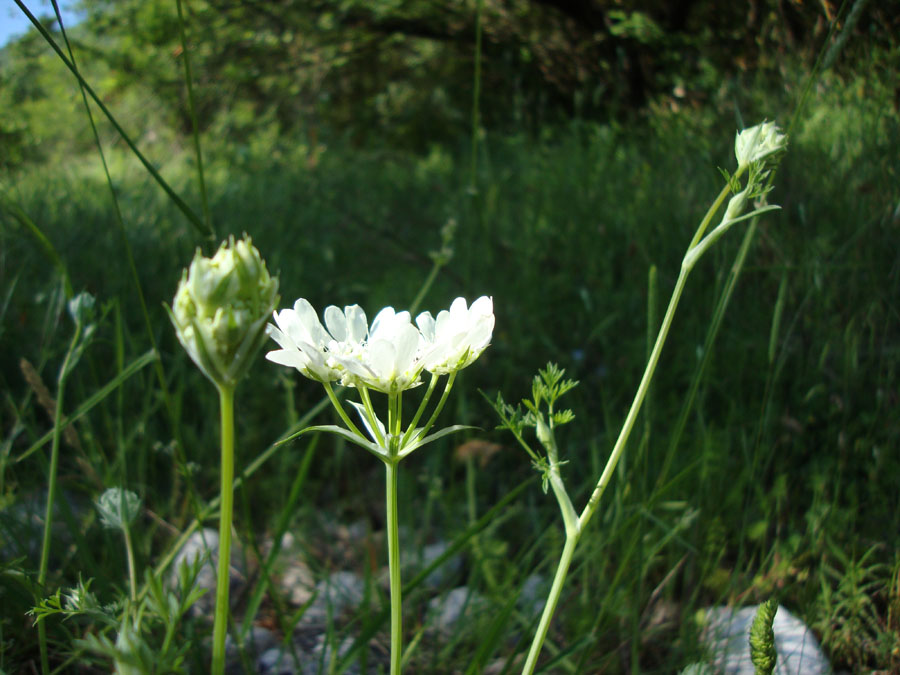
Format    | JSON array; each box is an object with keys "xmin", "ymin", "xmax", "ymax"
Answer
[
  {"xmin": 170, "ymin": 235, "xmax": 279, "ymax": 387},
  {"xmin": 96, "ymin": 488, "xmax": 142, "ymax": 531},
  {"xmin": 735, "ymin": 121, "xmax": 787, "ymax": 167}
]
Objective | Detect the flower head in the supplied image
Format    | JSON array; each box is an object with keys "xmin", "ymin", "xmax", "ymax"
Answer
[
  {"xmin": 416, "ymin": 296, "xmax": 494, "ymax": 375},
  {"xmin": 734, "ymin": 121, "xmax": 787, "ymax": 167},
  {"xmin": 266, "ymin": 300, "xmax": 363, "ymax": 383},
  {"xmin": 170, "ymin": 235, "xmax": 278, "ymax": 387},
  {"xmin": 267, "ymin": 302, "xmax": 423, "ymax": 393}
]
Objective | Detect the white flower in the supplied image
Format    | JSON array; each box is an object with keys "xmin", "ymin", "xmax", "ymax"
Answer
[
  {"xmin": 331, "ymin": 306, "xmax": 423, "ymax": 393},
  {"xmin": 170, "ymin": 235, "xmax": 278, "ymax": 387},
  {"xmin": 734, "ymin": 121, "xmax": 787, "ymax": 167},
  {"xmin": 416, "ymin": 296, "xmax": 494, "ymax": 375},
  {"xmin": 267, "ymin": 302, "xmax": 423, "ymax": 393},
  {"xmin": 265, "ymin": 299, "xmax": 347, "ymax": 382}
]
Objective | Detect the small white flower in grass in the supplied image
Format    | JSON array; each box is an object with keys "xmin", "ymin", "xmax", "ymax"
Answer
[
  {"xmin": 735, "ymin": 121, "xmax": 787, "ymax": 167},
  {"xmin": 416, "ymin": 296, "xmax": 494, "ymax": 375}
]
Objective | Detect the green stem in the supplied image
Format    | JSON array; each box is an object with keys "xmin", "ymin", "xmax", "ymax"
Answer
[
  {"xmin": 359, "ymin": 385, "xmax": 386, "ymax": 446},
  {"xmin": 401, "ymin": 373, "xmax": 439, "ymax": 447},
  {"xmin": 211, "ymin": 384, "xmax": 236, "ymax": 675},
  {"xmin": 522, "ymin": 203, "xmax": 720, "ymax": 672},
  {"xmin": 323, "ymin": 381, "xmax": 365, "ymax": 438},
  {"xmin": 385, "ymin": 460, "xmax": 402, "ymax": 675},
  {"xmin": 689, "ymin": 167, "xmax": 746, "ymax": 250},
  {"xmin": 578, "ymin": 265, "xmax": 689, "ymax": 532},
  {"xmin": 122, "ymin": 517, "xmax": 138, "ymax": 603},
  {"xmin": 37, "ymin": 318, "xmax": 81, "ymax": 675},
  {"xmin": 521, "ymin": 534, "xmax": 579, "ymax": 675},
  {"xmin": 415, "ymin": 372, "xmax": 456, "ymax": 442}
]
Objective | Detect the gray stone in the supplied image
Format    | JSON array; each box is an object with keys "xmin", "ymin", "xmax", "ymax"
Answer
[
  {"xmin": 275, "ymin": 532, "xmax": 316, "ymax": 607},
  {"xmin": 406, "ymin": 540, "xmax": 463, "ymax": 590},
  {"xmin": 302, "ymin": 635, "xmax": 362, "ymax": 675},
  {"xmin": 517, "ymin": 574, "xmax": 548, "ymax": 617},
  {"xmin": 257, "ymin": 645, "xmax": 304, "ymax": 675},
  {"xmin": 300, "ymin": 571, "xmax": 366, "ymax": 625},
  {"xmin": 169, "ymin": 528, "xmax": 246, "ymax": 616},
  {"xmin": 702, "ymin": 605, "xmax": 831, "ymax": 674},
  {"xmin": 427, "ymin": 586, "xmax": 487, "ymax": 635}
]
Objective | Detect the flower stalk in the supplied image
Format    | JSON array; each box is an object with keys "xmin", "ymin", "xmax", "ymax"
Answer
[
  {"xmin": 509, "ymin": 121, "xmax": 788, "ymax": 674},
  {"xmin": 37, "ymin": 293, "xmax": 94, "ymax": 675},
  {"xmin": 266, "ymin": 295, "xmax": 494, "ymax": 673},
  {"xmin": 169, "ymin": 235, "xmax": 277, "ymax": 675},
  {"xmin": 211, "ymin": 383, "xmax": 235, "ymax": 675}
]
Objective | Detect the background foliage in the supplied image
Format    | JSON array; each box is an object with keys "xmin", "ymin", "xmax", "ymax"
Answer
[{"xmin": 1, "ymin": 0, "xmax": 899, "ymax": 672}]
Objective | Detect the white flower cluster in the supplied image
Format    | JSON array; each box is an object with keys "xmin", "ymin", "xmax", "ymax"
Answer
[{"xmin": 266, "ymin": 296, "xmax": 494, "ymax": 393}]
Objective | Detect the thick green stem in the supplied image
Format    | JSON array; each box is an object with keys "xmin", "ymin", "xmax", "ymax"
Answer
[
  {"xmin": 211, "ymin": 384, "xmax": 236, "ymax": 675},
  {"xmin": 521, "ymin": 534, "xmax": 579, "ymax": 675},
  {"xmin": 385, "ymin": 460, "xmax": 402, "ymax": 675},
  {"xmin": 37, "ymin": 318, "xmax": 81, "ymax": 675}
]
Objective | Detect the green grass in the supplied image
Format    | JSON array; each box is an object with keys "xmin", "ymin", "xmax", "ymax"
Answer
[{"xmin": 1, "ymin": 31, "xmax": 899, "ymax": 672}]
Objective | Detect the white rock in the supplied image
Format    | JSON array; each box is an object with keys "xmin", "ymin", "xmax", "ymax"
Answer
[
  {"xmin": 301, "ymin": 571, "xmax": 366, "ymax": 625},
  {"xmin": 427, "ymin": 586, "xmax": 487, "ymax": 635},
  {"xmin": 702, "ymin": 605, "xmax": 831, "ymax": 674}
]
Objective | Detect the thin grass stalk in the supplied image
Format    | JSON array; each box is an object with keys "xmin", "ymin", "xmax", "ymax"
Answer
[
  {"xmin": 469, "ymin": 0, "xmax": 484, "ymax": 191},
  {"xmin": 409, "ymin": 263, "xmax": 442, "ymax": 317},
  {"xmin": 175, "ymin": 0, "xmax": 212, "ymax": 232},
  {"xmin": 336, "ymin": 477, "xmax": 537, "ymax": 673},
  {"xmin": 36, "ymin": 314, "xmax": 82, "ymax": 675},
  {"xmin": 12, "ymin": 0, "xmax": 210, "ymax": 237},
  {"xmin": 48, "ymin": 0, "xmax": 205, "ymax": 528}
]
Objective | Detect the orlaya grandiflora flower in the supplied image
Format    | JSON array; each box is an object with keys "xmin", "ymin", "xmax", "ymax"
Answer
[
  {"xmin": 265, "ymin": 298, "xmax": 347, "ymax": 383},
  {"xmin": 416, "ymin": 296, "xmax": 494, "ymax": 375},
  {"xmin": 333, "ymin": 306, "xmax": 423, "ymax": 394},
  {"xmin": 266, "ymin": 301, "xmax": 424, "ymax": 393},
  {"xmin": 734, "ymin": 120, "xmax": 786, "ymax": 167}
]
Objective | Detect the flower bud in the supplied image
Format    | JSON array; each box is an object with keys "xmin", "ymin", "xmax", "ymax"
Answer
[
  {"xmin": 734, "ymin": 121, "xmax": 787, "ymax": 167},
  {"xmin": 169, "ymin": 235, "xmax": 279, "ymax": 387}
]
